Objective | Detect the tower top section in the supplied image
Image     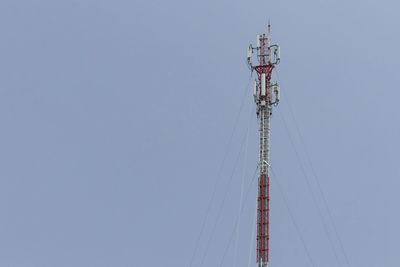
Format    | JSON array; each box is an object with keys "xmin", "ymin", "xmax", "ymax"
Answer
[
  {"xmin": 247, "ymin": 25, "xmax": 281, "ymax": 117},
  {"xmin": 247, "ymin": 25, "xmax": 280, "ymax": 71}
]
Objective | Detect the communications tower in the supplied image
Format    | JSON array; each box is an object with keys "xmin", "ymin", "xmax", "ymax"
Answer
[{"xmin": 247, "ymin": 24, "xmax": 280, "ymax": 267}]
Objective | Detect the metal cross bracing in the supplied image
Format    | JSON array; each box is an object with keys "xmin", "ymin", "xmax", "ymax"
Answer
[{"xmin": 247, "ymin": 24, "xmax": 280, "ymax": 267}]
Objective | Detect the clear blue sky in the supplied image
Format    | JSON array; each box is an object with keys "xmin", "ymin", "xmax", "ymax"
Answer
[{"xmin": 0, "ymin": 0, "xmax": 399, "ymax": 266}]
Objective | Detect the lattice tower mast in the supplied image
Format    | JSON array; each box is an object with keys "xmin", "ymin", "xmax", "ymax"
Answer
[{"xmin": 247, "ymin": 24, "xmax": 280, "ymax": 267}]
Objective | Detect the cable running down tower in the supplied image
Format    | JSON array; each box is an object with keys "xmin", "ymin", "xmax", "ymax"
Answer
[{"xmin": 247, "ymin": 24, "xmax": 280, "ymax": 267}]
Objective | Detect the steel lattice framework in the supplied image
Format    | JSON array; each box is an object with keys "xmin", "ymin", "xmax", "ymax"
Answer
[{"xmin": 247, "ymin": 24, "xmax": 280, "ymax": 267}]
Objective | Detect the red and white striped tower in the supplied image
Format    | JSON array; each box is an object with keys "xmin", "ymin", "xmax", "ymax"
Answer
[{"xmin": 247, "ymin": 24, "xmax": 280, "ymax": 267}]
